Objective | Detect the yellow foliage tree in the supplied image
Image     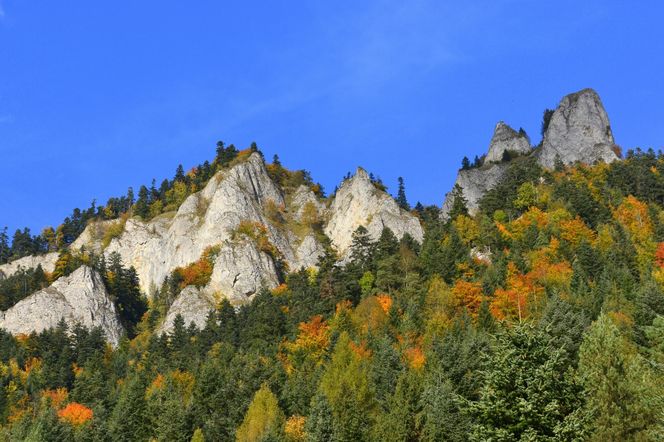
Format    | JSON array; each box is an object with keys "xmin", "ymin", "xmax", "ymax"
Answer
[{"xmin": 236, "ymin": 383, "xmax": 285, "ymax": 442}]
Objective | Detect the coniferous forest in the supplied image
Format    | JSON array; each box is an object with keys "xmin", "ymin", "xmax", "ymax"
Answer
[{"xmin": 3, "ymin": 146, "xmax": 664, "ymax": 441}]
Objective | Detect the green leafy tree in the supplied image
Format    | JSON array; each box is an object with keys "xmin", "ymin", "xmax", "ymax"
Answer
[{"xmin": 319, "ymin": 333, "xmax": 377, "ymax": 442}]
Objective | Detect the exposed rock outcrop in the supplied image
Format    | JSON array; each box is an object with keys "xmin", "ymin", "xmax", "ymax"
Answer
[
  {"xmin": 74, "ymin": 153, "xmax": 315, "ymax": 299},
  {"xmin": 157, "ymin": 286, "xmax": 216, "ymax": 335},
  {"xmin": 441, "ymin": 163, "xmax": 509, "ymax": 217},
  {"xmin": 485, "ymin": 122, "xmax": 531, "ymax": 164},
  {"xmin": 206, "ymin": 239, "xmax": 280, "ymax": 303},
  {"xmin": 536, "ymin": 88, "xmax": 619, "ymax": 168},
  {"xmin": 0, "ymin": 266, "xmax": 124, "ymax": 346},
  {"xmin": 324, "ymin": 168, "xmax": 423, "ymax": 256},
  {"xmin": 0, "ymin": 252, "xmax": 59, "ymax": 279},
  {"xmin": 290, "ymin": 185, "xmax": 325, "ymax": 222},
  {"xmin": 442, "ymin": 88, "xmax": 620, "ymax": 218}
]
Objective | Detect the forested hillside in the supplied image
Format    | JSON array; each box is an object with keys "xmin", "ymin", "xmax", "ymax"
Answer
[{"xmin": 1, "ymin": 146, "xmax": 664, "ymax": 440}]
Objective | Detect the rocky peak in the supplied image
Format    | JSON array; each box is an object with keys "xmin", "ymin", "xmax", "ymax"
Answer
[
  {"xmin": 0, "ymin": 266, "xmax": 124, "ymax": 346},
  {"xmin": 73, "ymin": 152, "xmax": 316, "ymax": 300},
  {"xmin": 537, "ymin": 88, "xmax": 619, "ymax": 168},
  {"xmin": 441, "ymin": 162, "xmax": 509, "ymax": 218},
  {"xmin": 324, "ymin": 167, "xmax": 423, "ymax": 256},
  {"xmin": 0, "ymin": 252, "xmax": 59, "ymax": 279},
  {"xmin": 485, "ymin": 121, "xmax": 531, "ymax": 163}
]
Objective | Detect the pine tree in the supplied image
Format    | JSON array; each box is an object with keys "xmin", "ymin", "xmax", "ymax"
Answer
[
  {"xmin": 396, "ymin": 177, "xmax": 410, "ymax": 210},
  {"xmin": 305, "ymin": 393, "xmax": 334, "ymax": 442},
  {"xmin": 469, "ymin": 325, "xmax": 585, "ymax": 440},
  {"xmin": 349, "ymin": 226, "xmax": 374, "ymax": 270},
  {"xmin": 134, "ymin": 185, "xmax": 150, "ymax": 219},
  {"xmin": 108, "ymin": 373, "xmax": 149, "ymax": 441},
  {"xmin": 175, "ymin": 164, "xmax": 186, "ymax": 182},
  {"xmin": 419, "ymin": 370, "xmax": 469, "ymax": 442},
  {"xmin": 448, "ymin": 184, "xmax": 468, "ymax": 219},
  {"xmin": 578, "ymin": 314, "xmax": 664, "ymax": 440},
  {"xmin": 0, "ymin": 227, "xmax": 10, "ymax": 264}
]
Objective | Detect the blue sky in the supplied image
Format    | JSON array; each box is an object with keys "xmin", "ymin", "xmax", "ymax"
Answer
[{"xmin": 1, "ymin": 1, "xmax": 663, "ymax": 235}]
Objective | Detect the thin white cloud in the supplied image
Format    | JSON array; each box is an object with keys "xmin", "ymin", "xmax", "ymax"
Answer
[
  {"xmin": 0, "ymin": 114, "xmax": 14, "ymax": 124},
  {"xmin": 0, "ymin": 1, "xmax": 5, "ymax": 19}
]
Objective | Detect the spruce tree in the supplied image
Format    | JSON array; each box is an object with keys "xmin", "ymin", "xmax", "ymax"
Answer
[{"xmin": 396, "ymin": 177, "xmax": 410, "ymax": 210}]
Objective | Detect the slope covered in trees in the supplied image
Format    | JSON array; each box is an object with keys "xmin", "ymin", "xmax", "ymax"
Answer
[{"xmin": 2, "ymin": 149, "xmax": 664, "ymax": 440}]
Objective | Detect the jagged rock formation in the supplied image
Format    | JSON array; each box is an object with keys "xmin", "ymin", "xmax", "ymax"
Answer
[
  {"xmin": 0, "ymin": 252, "xmax": 59, "ymax": 279},
  {"xmin": 536, "ymin": 88, "xmax": 619, "ymax": 168},
  {"xmin": 441, "ymin": 163, "xmax": 509, "ymax": 216},
  {"xmin": 290, "ymin": 185, "xmax": 325, "ymax": 222},
  {"xmin": 324, "ymin": 168, "xmax": 424, "ymax": 256},
  {"xmin": 442, "ymin": 88, "xmax": 620, "ymax": 218},
  {"xmin": 0, "ymin": 266, "xmax": 124, "ymax": 346},
  {"xmin": 206, "ymin": 239, "xmax": 281, "ymax": 303},
  {"xmin": 157, "ymin": 286, "xmax": 216, "ymax": 335},
  {"xmin": 485, "ymin": 122, "xmax": 531, "ymax": 164},
  {"xmin": 73, "ymin": 153, "xmax": 320, "ymax": 298},
  {"xmin": 70, "ymin": 155, "xmax": 422, "ymax": 300}
]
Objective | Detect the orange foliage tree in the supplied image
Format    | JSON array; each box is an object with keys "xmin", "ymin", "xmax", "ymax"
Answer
[
  {"xmin": 58, "ymin": 402, "xmax": 93, "ymax": 426},
  {"xmin": 613, "ymin": 195, "xmax": 653, "ymax": 243},
  {"xmin": 491, "ymin": 262, "xmax": 545, "ymax": 323},
  {"xmin": 173, "ymin": 245, "xmax": 220, "ymax": 289},
  {"xmin": 655, "ymin": 243, "xmax": 664, "ymax": 268},
  {"xmin": 281, "ymin": 315, "xmax": 330, "ymax": 373},
  {"xmin": 451, "ymin": 280, "xmax": 484, "ymax": 317}
]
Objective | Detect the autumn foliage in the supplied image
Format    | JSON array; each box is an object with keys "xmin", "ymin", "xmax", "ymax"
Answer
[
  {"xmin": 173, "ymin": 245, "xmax": 220, "ymax": 289},
  {"xmin": 58, "ymin": 402, "xmax": 93, "ymax": 426}
]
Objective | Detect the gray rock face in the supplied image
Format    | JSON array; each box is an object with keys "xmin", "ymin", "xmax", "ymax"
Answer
[
  {"xmin": 74, "ymin": 153, "xmax": 314, "ymax": 300},
  {"xmin": 157, "ymin": 286, "xmax": 215, "ymax": 335},
  {"xmin": 442, "ymin": 88, "xmax": 620, "ymax": 218},
  {"xmin": 206, "ymin": 239, "xmax": 280, "ymax": 303},
  {"xmin": 0, "ymin": 266, "xmax": 124, "ymax": 346},
  {"xmin": 537, "ymin": 88, "xmax": 619, "ymax": 168},
  {"xmin": 294, "ymin": 234, "xmax": 325, "ymax": 269},
  {"xmin": 0, "ymin": 252, "xmax": 59, "ymax": 279},
  {"xmin": 325, "ymin": 168, "xmax": 423, "ymax": 256},
  {"xmin": 290, "ymin": 185, "xmax": 325, "ymax": 222},
  {"xmin": 485, "ymin": 121, "xmax": 531, "ymax": 163},
  {"xmin": 441, "ymin": 163, "xmax": 509, "ymax": 217}
]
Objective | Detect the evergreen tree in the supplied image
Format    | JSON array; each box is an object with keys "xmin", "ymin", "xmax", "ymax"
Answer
[
  {"xmin": 175, "ymin": 164, "xmax": 186, "ymax": 182},
  {"xmin": 469, "ymin": 325, "xmax": 585, "ymax": 440},
  {"xmin": 419, "ymin": 370, "xmax": 469, "ymax": 442},
  {"xmin": 447, "ymin": 184, "xmax": 468, "ymax": 220},
  {"xmin": 0, "ymin": 227, "xmax": 9, "ymax": 264},
  {"xmin": 108, "ymin": 373, "xmax": 149, "ymax": 441},
  {"xmin": 320, "ymin": 333, "xmax": 377, "ymax": 442},
  {"xmin": 134, "ymin": 185, "xmax": 150, "ymax": 219},
  {"xmin": 396, "ymin": 177, "xmax": 410, "ymax": 210},
  {"xmin": 578, "ymin": 314, "xmax": 664, "ymax": 440},
  {"xmin": 305, "ymin": 393, "xmax": 334, "ymax": 442}
]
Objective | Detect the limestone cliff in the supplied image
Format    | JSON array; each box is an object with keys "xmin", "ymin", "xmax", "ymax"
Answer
[
  {"xmin": 157, "ymin": 286, "xmax": 216, "ymax": 335},
  {"xmin": 324, "ymin": 168, "xmax": 424, "ymax": 256},
  {"xmin": 73, "ymin": 153, "xmax": 321, "ymax": 299},
  {"xmin": 0, "ymin": 266, "xmax": 124, "ymax": 346},
  {"xmin": 0, "ymin": 252, "xmax": 59, "ymax": 279},
  {"xmin": 485, "ymin": 122, "xmax": 531, "ymax": 164},
  {"xmin": 441, "ymin": 163, "xmax": 509, "ymax": 216},
  {"xmin": 536, "ymin": 88, "xmax": 619, "ymax": 168},
  {"xmin": 442, "ymin": 88, "xmax": 620, "ymax": 218}
]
